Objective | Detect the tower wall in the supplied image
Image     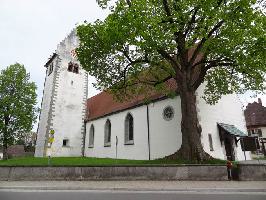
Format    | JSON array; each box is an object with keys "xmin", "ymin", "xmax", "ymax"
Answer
[
  {"xmin": 35, "ymin": 30, "xmax": 88, "ymax": 157},
  {"xmin": 35, "ymin": 54, "xmax": 58, "ymax": 157}
]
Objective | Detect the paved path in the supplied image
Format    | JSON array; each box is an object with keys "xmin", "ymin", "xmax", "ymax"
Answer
[{"xmin": 0, "ymin": 181, "xmax": 266, "ymax": 192}]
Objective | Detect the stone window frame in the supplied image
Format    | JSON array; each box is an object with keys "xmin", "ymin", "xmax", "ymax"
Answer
[
  {"xmin": 163, "ymin": 106, "xmax": 174, "ymax": 121},
  {"xmin": 208, "ymin": 133, "xmax": 214, "ymax": 151},
  {"xmin": 88, "ymin": 124, "xmax": 95, "ymax": 148},
  {"xmin": 124, "ymin": 113, "xmax": 134, "ymax": 145},
  {"xmin": 104, "ymin": 119, "xmax": 111, "ymax": 147}
]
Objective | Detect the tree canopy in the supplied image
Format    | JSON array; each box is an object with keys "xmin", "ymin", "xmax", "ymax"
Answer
[
  {"xmin": 0, "ymin": 63, "xmax": 37, "ymax": 159},
  {"xmin": 77, "ymin": 0, "xmax": 265, "ymax": 161},
  {"xmin": 77, "ymin": 0, "xmax": 265, "ymax": 103}
]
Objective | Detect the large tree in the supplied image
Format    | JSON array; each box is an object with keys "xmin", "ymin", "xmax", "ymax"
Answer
[
  {"xmin": 77, "ymin": 0, "xmax": 266, "ymax": 161},
  {"xmin": 0, "ymin": 64, "xmax": 37, "ymax": 160}
]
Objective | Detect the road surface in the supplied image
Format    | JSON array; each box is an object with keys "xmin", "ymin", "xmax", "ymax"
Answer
[{"xmin": 0, "ymin": 190, "xmax": 266, "ymax": 200}]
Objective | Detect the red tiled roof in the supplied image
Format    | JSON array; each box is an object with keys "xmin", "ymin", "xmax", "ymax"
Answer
[
  {"xmin": 87, "ymin": 79, "xmax": 177, "ymax": 121},
  {"xmin": 244, "ymin": 98, "xmax": 266, "ymax": 128}
]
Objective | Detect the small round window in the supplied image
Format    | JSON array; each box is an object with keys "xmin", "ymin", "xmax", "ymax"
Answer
[{"xmin": 163, "ymin": 106, "xmax": 174, "ymax": 121}]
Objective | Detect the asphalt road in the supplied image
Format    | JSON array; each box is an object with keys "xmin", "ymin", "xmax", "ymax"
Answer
[{"xmin": 0, "ymin": 190, "xmax": 266, "ymax": 200}]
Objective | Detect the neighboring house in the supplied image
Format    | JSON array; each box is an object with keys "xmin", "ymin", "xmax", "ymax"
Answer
[
  {"xmin": 35, "ymin": 29, "xmax": 251, "ymax": 161},
  {"xmin": 7, "ymin": 145, "xmax": 26, "ymax": 158},
  {"xmin": 244, "ymin": 98, "xmax": 266, "ymax": 155},
  {"xmin": 244, "ymin": 98, "xmax": 266, "ymax": 138}
]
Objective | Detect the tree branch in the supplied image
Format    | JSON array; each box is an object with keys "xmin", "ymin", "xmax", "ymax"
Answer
[
  {"xmin": 184, "ymin": 7, "xmax": 199, "ymax": 38},
  {"xmin": 188, "ymin": 20, "xmax": 224, "ymax": 69},
  {"xmin": 192, "ymin": 57, "xmax": 235, "ymax": 69},
  {"xmin": 192, "ymin": 67, "xmax": 208, "ymax": 90},
  {"xmin": 162, "ymin": 0, "xmax": 172, "ymax": 17},
  {"xmin": 157, "ymin": 48, "xmax": 183, "ymax": 82},
  {"xmin": 191, "ymin": 59, "xmax": 236, "ymax": 90},
  {"xmin": 175, "ymin": 31, "xmax": 188, "ymax": 69}
]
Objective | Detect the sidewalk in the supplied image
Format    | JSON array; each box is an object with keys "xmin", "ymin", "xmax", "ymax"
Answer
[{"xmin": 0, "ymin": 181, "xmax": 266, "ymax": 192}]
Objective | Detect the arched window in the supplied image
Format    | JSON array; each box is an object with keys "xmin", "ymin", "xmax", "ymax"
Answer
[
  {"xmin": 68, "ymin": 62, "xmax": 73, "ymax": 72},
  {"xmin": 73, "ymin": 63, "xmax": 79, "ymax": 74},
  {"xmin": 104, "ymin": 119, "xmax": 111, "ymax": 147},
  {"xmin": 68, "ymin": 62, "xmax": 79, "ymax": 73},
  {"xmin": 88, "ymin": 124, "xmax": 94, "ymax": 148},
  {"xmin": 125, "ymin": 113, "xmax": 134, "ymax": 144}
]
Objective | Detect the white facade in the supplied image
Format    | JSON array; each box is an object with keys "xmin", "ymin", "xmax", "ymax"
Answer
[
  {"xmin": 261, "ymin": 127, "xmax": 266, "ymax": 138},
  {"xmin": 85, "ymin": 85, "xmax": 250, "ymax": 161},
  {"xmin": 196, "ymin": 86, "xmax": 250, "ymax": 161},
  {"xmin": 35, "ymin": 30, "xmax": 88, "ymax": 157}
]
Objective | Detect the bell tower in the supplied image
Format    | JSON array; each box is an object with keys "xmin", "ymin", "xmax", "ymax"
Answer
[{"xmin": 35, "ymin": 30, "xmax": 88, "ymax": 157}]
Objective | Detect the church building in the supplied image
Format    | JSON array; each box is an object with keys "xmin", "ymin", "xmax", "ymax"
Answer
[{"xmin": 35, "ymin": 30, "xmax": 251, "ymax": 161}]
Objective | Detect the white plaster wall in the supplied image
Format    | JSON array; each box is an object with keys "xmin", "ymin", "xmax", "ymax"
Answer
[
  {"xmin": 85, "ymin": 97, "xmax": 181, "ymax": 160},
  {"xmin": 196, "ymin": 85, "xmax": 251, "ymax": 161},
  {"xmin": 50, "ymin": 31, "xmax": 87, "ymax": 157},
  {"xmin": 148, "ymin": 97, "xmax": 182, "ymax": 159},
  {"xmin": 85, "ymin": 106, "xmax": 150, "ymax": 160},
  {"xmin": 35, "ymin": 65, "xmax": 55, "ymax": 157},
  {"xmin": 85, "ymin": 89, "xmax": 249, "ymax": 161},
  {"xmin": 261, "ymin": 127, "xmax": 266, "ymax": 138}
]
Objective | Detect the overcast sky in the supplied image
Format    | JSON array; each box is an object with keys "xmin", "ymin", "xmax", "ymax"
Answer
[
  {"xmin": 0, "ymin": 0, "xmax": 265, "ymax": 131},
  {"xmin": 0, "ymin": 0, "xmax": 109, "ymax": 102}
]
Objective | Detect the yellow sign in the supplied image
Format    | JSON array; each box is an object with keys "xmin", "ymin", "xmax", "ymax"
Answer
[
  {"xmin": 50, "ymin": 129, "xmax": 55, "ymax": 135},
  {"xmin": 49, "ymin": 137, "xmax": 54, "ymax": 143}
]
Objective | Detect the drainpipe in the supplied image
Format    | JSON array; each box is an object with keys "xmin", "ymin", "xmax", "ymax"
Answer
[
  {"xmin": 146, "ymin": 105, "xmax": 151, "ymax": 160},
  {"xmin": 82, "ymin": 120, "xmax": 87, "ymax": 157}
]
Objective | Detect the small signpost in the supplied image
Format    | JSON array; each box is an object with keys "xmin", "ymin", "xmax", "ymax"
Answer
[{"xmin": 48, "ymin": 129, "xmax": 55, "ymax": 166}]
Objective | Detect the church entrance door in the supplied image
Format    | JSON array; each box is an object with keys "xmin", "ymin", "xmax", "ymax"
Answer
[{"xmin": 224, "ymin": 136, "xmax": 235, "ymax": 161}]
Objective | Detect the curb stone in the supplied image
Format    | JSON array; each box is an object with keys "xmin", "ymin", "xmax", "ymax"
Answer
[{"xmin": 0, "ymin": 186, "xmax": 266, "ymax": 193}]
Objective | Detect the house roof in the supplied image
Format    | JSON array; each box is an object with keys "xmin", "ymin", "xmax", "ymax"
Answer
[
  {"xmin": 86, "ymin": 79, "xmax": 177, "ymax": 121},
  {"xmin": 244, "ymin": 98, "xmax": 266, "ymax": 128}
]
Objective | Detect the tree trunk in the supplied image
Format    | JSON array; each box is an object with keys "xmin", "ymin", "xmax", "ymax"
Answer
[
  {"xmin": 3, "ymin": 115, "xmax": 9, "ymax": 160},
  {"xmin": 2, "ymin": 127, "xmax": 8, "ymax": 160},
  {"xmin": 166, "ymin": 80, "xmax": 211, "ymax": 161},
  {"xmin": 3, "ymin": 139, "xmax": 8, "ymax": 160}
]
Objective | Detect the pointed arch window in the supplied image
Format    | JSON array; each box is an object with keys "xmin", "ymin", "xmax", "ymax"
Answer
[
  {"xmin": 88, "ymin": 124, "xmax": 95, "ymax": 148},
  {"xmin": 104, "ymin": 119, "xmax": 111, "ymax": 147},
  {"xmin": 73, "ymin": 63, "xmax": 79, "ymax": 73},
  {"xmin": 125, "ymin": 113, "xmax": 134, "ymax": 145}
]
